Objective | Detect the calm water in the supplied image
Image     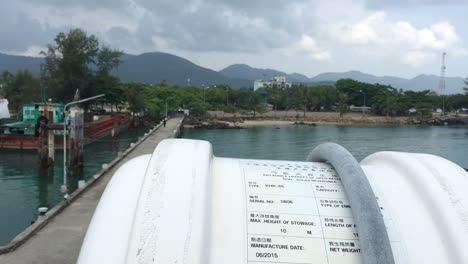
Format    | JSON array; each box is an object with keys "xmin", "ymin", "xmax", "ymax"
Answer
[
  {"xmin": 0, "ymin": 129, "xmax": 144, "ymax": 245},
  {"xmin": 183, "ymin": 124, "xmax": 468, "ymax": 168},
  {"xmin": 1, "ymin": 124, "xmax": 467, "ymax": 246}
]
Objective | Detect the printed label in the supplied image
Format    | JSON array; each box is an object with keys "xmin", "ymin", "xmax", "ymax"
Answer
[
  {"xmin": 325, "ymin": 239, "xmax": 363, "ymax": 264},
  {"xmin": 246, "ymin": 180, "xmax": 314, "ymax": 197},
  {"xmin": 313, "ymin": 183, "xmax": 347, "ymax": 199},
  {"xmin": 317, "ymin": 198, "xmax": 352, "ymax": 217},
  {"xmin": 248, "ymin": 235, "xmax": 328, "ymax": 264},
  {"xmin": 248, "ymin": 213, "xmax": 323, "ymax": 238},
  {"xmin": 247, "ymin": 194, "xmax": 318, "ymax": 215},
  {"xmin": 321, "ymin": 217, "xmax": 358, "ymax": 240},
  {"xmin": 242, "ymin": 160, "xmax": 403, "ymax": 264}
]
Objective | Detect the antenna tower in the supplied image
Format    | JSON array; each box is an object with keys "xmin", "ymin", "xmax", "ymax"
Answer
[{"xmin": 439, "ymin": 52, "xmax": 446, "ymax": 115}]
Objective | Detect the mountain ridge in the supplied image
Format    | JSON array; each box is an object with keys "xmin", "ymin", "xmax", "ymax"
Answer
[
  {"xmin": 219, "ymin": 64, "xmax": 311, "ymax": 83},
  {"xmin": 219, "ymin": 64, "xmax": 465, "ymax": 94},
  {"xmin": 0, "ymin": 52, "xmax": 465, "ymax": 93}
]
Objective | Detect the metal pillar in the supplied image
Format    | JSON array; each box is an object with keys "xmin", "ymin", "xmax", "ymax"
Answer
[
  {"xmin": 439, "ymin": 52, "xmax": 446, "ymax": 115},
  {"xmin": 61, "ymin": 93, "xmax": 104, "ymax": 193},
  {"xmin": 47, "ymin": 109, "xmax": 54, "ymax": 165}
]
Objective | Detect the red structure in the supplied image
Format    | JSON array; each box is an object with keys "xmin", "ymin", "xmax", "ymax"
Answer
[{"xmin": 0, "ymin": 114, "xmax": 130, "ymax": 150}]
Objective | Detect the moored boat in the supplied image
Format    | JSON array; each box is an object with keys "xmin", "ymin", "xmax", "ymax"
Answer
[{"xmin": 0, "ymin": 101, "xmax": 129, "ymax": 149}]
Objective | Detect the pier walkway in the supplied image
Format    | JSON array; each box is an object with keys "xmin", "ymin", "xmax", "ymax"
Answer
[{"xmin": 0, "ymin": 117, "xmax": 184, "ymax": 264}]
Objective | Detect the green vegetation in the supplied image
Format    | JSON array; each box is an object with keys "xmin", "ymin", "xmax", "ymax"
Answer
[
  {"xmin": 115, "ymin": 80, "xmax": 468, "ymax": 119},
  {"xmin": 3, "ymin": 69, "xmax": 468, "ymax": 119},
  {"xmin": 40, "ymin": 28, "xmax": 123, "ymax": 104},
  {"xmin": 334, "ymin": 79, "xmax": 468, "ymax": 117},
  {"xmin": 259, "ymin": 79, "xmax": 468, "ymax": 117},
  {"xmin": 119, "ymin": 84, "xmax": 265, "ymax": 119},
  {"xmin": 1, "ymin": 28, "xmax": 468, "ymax": 120},
  {"xmin": 0, "ymin": 70, "xmax": 40, "ymax": 112}
]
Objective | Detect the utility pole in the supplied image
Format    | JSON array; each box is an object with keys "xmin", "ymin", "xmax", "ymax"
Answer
[
  {"xmin": 360, "ymin": 90, "xmax": 366, "ymax": 115},
  {"xmin": 165, "ymin": 97, "xmax": 174, "ymax": 118},
  {"xmin": 61, "ymin": 94, "xmax": 104, "ymax": 194},
  {"xmin": 439, "ymin": 52, "xmax": 446, "ymax": 115},
  {"xmin": 41, "ymin": 81, "xmax": 47, "ymax": 104}
]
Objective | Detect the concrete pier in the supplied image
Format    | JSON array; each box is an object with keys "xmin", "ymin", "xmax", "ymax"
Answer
[{"xmin": 0, "ymin": 116, "xmax": 184, "ymax": 264}]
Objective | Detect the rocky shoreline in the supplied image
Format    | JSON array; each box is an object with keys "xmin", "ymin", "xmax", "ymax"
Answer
[
  {"xmin": 184, "ymin": 113, "xmax": 468, "ymax": 129},
  {"xmin": 184, "ymin": 118, "xmax": 245, "ymax": 129},
  {"xmin": 406, "ymin": 116, "xmax": 468, "ymax": 126}
]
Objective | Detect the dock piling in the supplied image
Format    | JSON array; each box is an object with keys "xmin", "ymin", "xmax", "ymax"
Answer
[
  {"xmin": 68, "ymin": 106, "xmax": 84, "ymax": 175},
  {"xmin": 37, "ymin": 115, "xmax": 50, "ymax": 173},
  {"xmin": 47, "ymin": 109, "xmax": 55, "ymax": 165}
]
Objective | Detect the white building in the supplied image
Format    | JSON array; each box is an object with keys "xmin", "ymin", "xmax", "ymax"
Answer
[
  {"xmin": 349, "ymin": 105, "xmax": 372, "ymax": 112},
  {"xmin": 253, "ymin": 76, "xmax": 291, "ymax": 91},
  {"xmin": 0, "ymin": 98, "xmax": 10, "ymax": 119}
]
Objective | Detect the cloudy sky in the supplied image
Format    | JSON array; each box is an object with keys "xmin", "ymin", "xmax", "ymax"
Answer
[{"xmin": 1, "ymin": 0, "xmax": 467, "ymax": 78}]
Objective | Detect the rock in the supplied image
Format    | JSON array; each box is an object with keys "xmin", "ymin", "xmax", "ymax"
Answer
[{"xmin": 194, "ymin": 121, "xmax": 243, "ymax": 129}]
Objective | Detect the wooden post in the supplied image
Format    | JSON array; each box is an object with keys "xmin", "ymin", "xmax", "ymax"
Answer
[
  {"xmin": 68, "ymin": 106, "xmax": 84, "ymax": 176},
  {"xmin": 37, "ymin": 117, "xmax": 49, "ymax": 173}
]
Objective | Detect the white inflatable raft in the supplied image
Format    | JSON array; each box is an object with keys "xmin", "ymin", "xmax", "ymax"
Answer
[{"xmin": 78, "ymin": 139, "xmax": 468, "ymax": 264}]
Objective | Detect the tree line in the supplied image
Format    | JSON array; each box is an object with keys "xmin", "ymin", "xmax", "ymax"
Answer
[
  {"xmin": 1, "ymin": 28, "xmax": 468, "ymax": 119},
  {"xmin": 0, "ymin": 28, "xmax": 123, "ymax": 113}
]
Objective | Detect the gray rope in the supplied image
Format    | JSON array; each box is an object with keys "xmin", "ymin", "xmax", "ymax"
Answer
[{"xmin": 307, "ymin": 142, "xmax": 395, "ymax": 264}]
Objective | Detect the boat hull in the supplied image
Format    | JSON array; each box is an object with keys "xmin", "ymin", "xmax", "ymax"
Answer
[{"xmin": 0, "ymin": 114, "xmax": 130, "ymax": 150}]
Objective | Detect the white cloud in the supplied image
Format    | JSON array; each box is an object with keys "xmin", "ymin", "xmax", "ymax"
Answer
[
  {"xmin": 401, "ymin": 50, "xmax": 434, "ymax": 66},
  {"xmin": 332, "ymin": 12, "xmax": 385, "ymax": 45},
  {"xmin": 312, "ymin": 50, "xmax": 332, "ymax": 61},
  {"xmin": 2, "ymin": 0, "xmax": 468, "ymax": 78},
  {"xmin": 297, "ymin": 34, "xmax": 331, "ymax": 61},
  {"xmin": 363, "ymin": 0, "xmax": 467, "ymax": 9},
  {"xmin": 325, "ymin": 11, "xmax": 466, "ymax": 67},
  {"xmin": 151, "ymin": 36, "xmax": 170, "ymax": 52},
  {"xmin": 4, "ymin": 46, "xmax": 46, "ymax": 57}
]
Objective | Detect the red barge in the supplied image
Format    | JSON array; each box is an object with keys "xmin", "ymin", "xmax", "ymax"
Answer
[{"xmin": 0, "ymin": 102, "xmax": 130, "ymax": 150}]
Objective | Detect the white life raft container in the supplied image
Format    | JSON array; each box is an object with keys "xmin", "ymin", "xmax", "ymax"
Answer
[{"xmin": 78, "ymin": 139, "xmax": 468, "ymax": 264}]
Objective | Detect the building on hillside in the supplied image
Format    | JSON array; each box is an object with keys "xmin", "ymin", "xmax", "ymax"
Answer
[
  {"xmin": 271, "ymin": 76, "xmax": 286, "ymax": 83},
  {"xmin": 254, "ymin": 76, "xmax": 292, "ymax": 91}
]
